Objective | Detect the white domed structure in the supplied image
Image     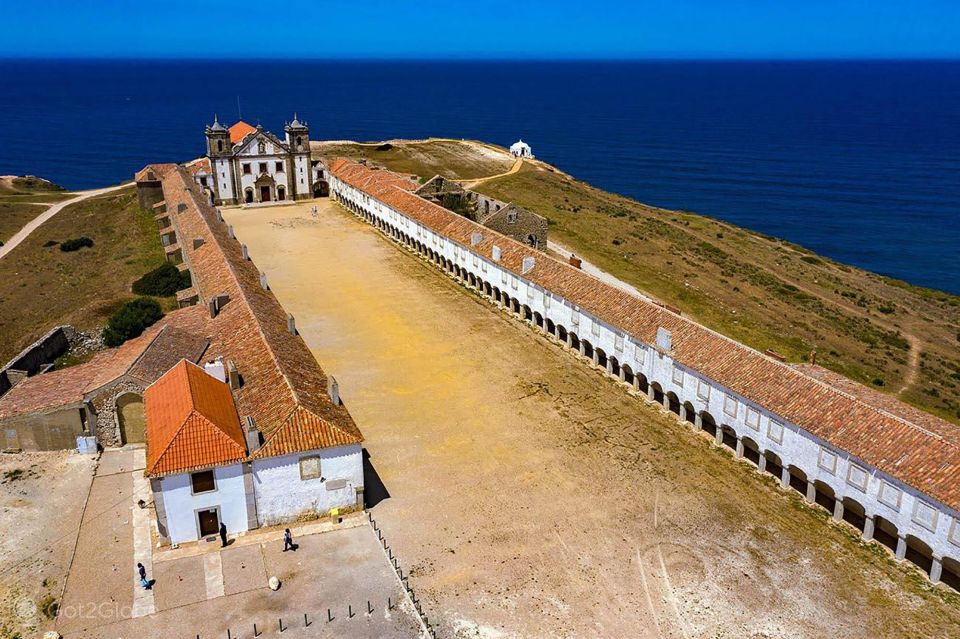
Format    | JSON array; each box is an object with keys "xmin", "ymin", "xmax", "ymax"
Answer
[{"xmin": 510, "ymin": 139, "xmax": 533, "ymax": 159}]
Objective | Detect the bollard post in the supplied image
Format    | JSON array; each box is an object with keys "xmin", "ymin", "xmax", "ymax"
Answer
[
  {"xmin": 368, "ymin": 600, "xmax": 373, "ymax": 614},
  {"xmin": 348, "ymin": 604, "xmax": 354, "ymax": 618},
  {"xmin": 304, "ymin": 612, "xmax": 311, "ymax": 627},
  {"xmin": 227, "ymin": 630, "xmax": 232, "ymax": 639},
  {"xmin": 388, "ymin": 596, "xmax": 393, "ymax": 610},
  {"xmin": 327, "ymin": 608, "xmax": 333, "ymax": 622},
  {"xmin": 253, "ymin": 622, "xmax": 261, "ymax": 637},
  {"xmin": 279, "ymin": 618, "xmax": 284, "ymax": 632}
]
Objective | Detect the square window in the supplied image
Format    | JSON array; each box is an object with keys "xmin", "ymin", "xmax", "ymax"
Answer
[
  {"xmin": 614, "ymin": 334, "xmax": 624, "ymax": 351},
  {"xmin": 299, "ymin": 456, "xmax": 321, "ymax": 480},
  {"xmin": 275, "ymin": 161, "xmax": 283, "ymax": 172},
  {"xmin": 817, "ymin": 448, "xmax": 837, "ymax": 474},
  {"xmin": 543, "ymin": 293, "xmax": 551, "ymax": 308},
  {"xmin": 767, "ymin": 420, "xmax": 784, "ymax": 444},
  {"xmin": 591, "ymin": 319, "xmax": 600, "ymax": 337},
  {"xmin": 746, "ymin": 407, "xmax": 760, "ymax": 430},
  {"xmin": 243, "ymin": 163, "xmax": 251, "ymax": 175},
  {"xmin": 950, "ymin": 519, "xmax": 960, "ymax": 547},
  {"xmin": 672, "ymin": 367, "xmax": 684, "ymax": 386},
  {"xmin": 635, "ymin": 346, "xmax": 645, "ymax": 366},
  {"xmin": 912, "ymin": 500, "xmax": 939, "ymax": 531},
  {"xmin": 501, "ymin": 271, "xmax": 507, "ymax": 284},
  {"xmin": 723, "ymin": 395, "xmax": 738, "ymax": 418},
  {"xmin": 846, "ymin": 464, "xmax": 868, "ymax": 491},
  {"xmin": 878, "ymin": 481, "xmax": 901, "ymax": 511},
  {"xmin": 259, "ymin": 162, "xmax": 267, "ymax": 174},
  {"xmin": 191, "ymin": 470, "xmax": 216, "ymax": 494},
  {"xmin": 511, "ymin": 275, "xmax": 518, "ymax": 290},
  {"xmin": 696, "ymin": 380, "xmax": 711, "ymax": 400}
]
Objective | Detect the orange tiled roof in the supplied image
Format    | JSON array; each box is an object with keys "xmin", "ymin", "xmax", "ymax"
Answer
[
  {"xmin": 145, "ymin": 360, "xmax": 247, "ymax": 476},
  {"xmin": 188, "ymin": 158, "xmax": 212, "ymax": 175},
  {"xmin": 229, "ymin": 121, "xmax": 257, "ymax": 145},
  {"xmin": 146, "ymin": 165, "xmax": 363, "ymax": 460},
  {"xmin": 330, "ymin": 158, "xmax": 960, "ymax": 513},
  {"xmin": 0, "ymin": 307, "xmax": 211, "ymax": 421}
]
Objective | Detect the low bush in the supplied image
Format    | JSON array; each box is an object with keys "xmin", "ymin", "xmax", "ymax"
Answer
[
  {"xmin": 102, "ymin": 297, "xmax": 163, "ymax": 347},
  {"xmin": 60, "ymin": 236, "xmax": 94, "ymax": 252},
  {"xmin": 132, "ymin": 263, "xmax": 191, "ymax": 296},
  {"xmin": 42, "ymin": 239, "xmax": 59, "ymax": 248}
]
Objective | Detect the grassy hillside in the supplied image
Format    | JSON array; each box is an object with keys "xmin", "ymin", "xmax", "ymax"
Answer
[
  {"xmin": 316, "ymin": 140, "xmax": 960, "ymax": 424},
  {"xmin": 313, "ymin": 139, "xmax": 514, "ymax": 181},
  {"xmin": 0, "ymin": 175, "xmax": 73, "ymax": 204},
  {"xmin": 0, "ymin": 202, "xmax": 47, "ymax": 244},
  {"xmin": 0, "ymin": 186, "xmax": 173, "ymax": 362}
]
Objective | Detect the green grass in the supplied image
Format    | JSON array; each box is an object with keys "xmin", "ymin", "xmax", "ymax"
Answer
[
  {"xmin": 0, "ymin": 202, "xmax": 46, "ymax": 244},
  {"xmin": 0, "ymin": 186, "xmax": 171, "ymax": 362}
]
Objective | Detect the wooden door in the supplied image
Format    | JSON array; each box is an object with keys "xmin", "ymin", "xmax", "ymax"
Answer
[
  {"xmin": 260, "ymin": 186, "xmax": 271, "ymax": 202},
  {"xmin": 198, "ymin": 508, "xmax": 219, "ymax": 537}
]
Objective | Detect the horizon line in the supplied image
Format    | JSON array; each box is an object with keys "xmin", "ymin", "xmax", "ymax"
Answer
[{"xmin": 2, "ymin": 55, "xmax": 959, "ymax": 63}]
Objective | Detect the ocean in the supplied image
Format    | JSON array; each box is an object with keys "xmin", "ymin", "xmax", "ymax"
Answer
[{"xmin": 1, "ymin": 59, "xmax": 957, "ymax": 293}]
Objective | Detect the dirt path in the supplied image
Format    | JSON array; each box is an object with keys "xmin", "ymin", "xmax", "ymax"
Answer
[
  {"xmin": 223, "ymin": 199, "xmax": 960, "ymax": 639},
  {"xmin": 0, "ymin": 182, "xmax": 131, "ymax": 260},
  {"xmin": 459, "ymin": 157, "xmax": 523, "ymax": 189},
  {"xmin": 548, "ymin": 239, "xmax": 653, "ymax": 302}
]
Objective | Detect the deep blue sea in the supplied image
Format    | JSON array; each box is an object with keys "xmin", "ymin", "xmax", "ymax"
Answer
[{"xmin": 1, "ymin": 60, "xmax": 958, "ymax": 293}]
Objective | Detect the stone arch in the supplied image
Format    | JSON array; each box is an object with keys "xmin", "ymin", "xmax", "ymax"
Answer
[
  {"xmin": 840, "ymin": 496, "xmax": 867, "ymax": 532},
  {"xmin": 649, "ymin": 381, "xmax": 664, "ymax": 405},
  {"xmin": 873, "ymin": 515, "xmax": 900, "ymax": 555},
  {"xmin": 763, "ymin": 450, "xmax": 784, "ymax": 480},
  {"xmin": 665, "ymin": 391, "xmax": 681, "ymax": 416},
  {"xmin": 719, "ymin": 424, "xmax": 738, "ymax": 451},
  {"xmin": 682, "ymin": 401, "xmax": 697, "ymax": 426},
  {"xmin": 568, "ymin": 331, "xmax": 580, "ymax": 352},
  {"xmin": 484, "ymin": 281, "xmax": 493, "ymax": 297},
  {"xmin": 546, "ymin": 318, "xmax": 556, "ymax": 336},
  {"xmin": 581, "ymin": 339, "xmax": 595, "ymax": 362},
  {"xmin": 312, "ymin": 180, "xmax": 329, "ymax": 197},
  {"xmin": 813, "ymin": 479, "xmax": 837, "ymax": 514},
  {"xmin": 595, "ymin": 347, "xmax": 608, "ymax": 369},
  {"xmin": 904, "ymin": 535, "xmax": 934, "ymax": 574},
  {"xmin": 608, "ymin": 355, "xmax": 620, "ymax": 378},
  {"xmin": 244, "ymin": 188, "xmax": 254, "ymax": 204},
  {"xmin": 522, "ymin": 305, "xmax": 533, "ymax": 322},
  {"xmin": 556, "ymin": 324, "xmax": 568, "ymax": 342},
  {"xmin": 741, "ymin": 436, "xmax": 761, "ymax": 466},
  {"xmin": 276, "ymin": 184, "xmax": 286, "ymax": 201},
  {"xmin": 941, "ymin": 557, "xmax": 960, "ymax": 593},
  {"xmin": 117, "ymin": 392, "xmax": 145, "ymax": 445},
  {"xmin": 622, "ymin": 363, "xmax": 635, "ymax": 386},
  {"xmin": 511, "ymin": 299, "xmax": 521, "ymax": 315},
  {"xmin": 635, "ymin": 372, "xmax": 649, "ymax": 394},
  {"xmin": 787, "ymin": 464, "xmax": 808, "ymax": 496},
  {"xmin": 533, "ymin": 311, "xmax": 544, "ymax": 329}
]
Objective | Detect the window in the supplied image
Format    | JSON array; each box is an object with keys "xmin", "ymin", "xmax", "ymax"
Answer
[
  {"xmin": 217, "ymin": 140, "xmax": 223, "ymax": 152},
  {"xmin": 745, "ymin": 407, "xmax": 760, "ymax": 430},
  {"xmin": 767, "ymin": 420, "xmax": 784, "ymax": 444},
  {"xmin": 614, "ymin": 333, "xmax": 623, "ymax": 351},
  {"xmin": 672, "ymin": 366, "xmax": 684, "ymax": 386},
  {"xmin": 846, "ymin": 463, "xmax": 868, "ymax": 491},
  {"xmin": 511, "ymin": 275, "xmax": 518, "ymax": 290},
  {"xmin": 299, "ymin": 456, "xmax": 321, "ymax": 480},
  {"xmin": 635, "ymin": 345, "xmax": 645, "ymax": 366},
  {"xmin": 275, "ymin": 161, "xmax": 284, "ymax": 172},
  {"xmin": 258, "ymin": 141, "xmax": 266, "ymax": 154},
  {"xmin": 199, "ymin": 176, "xmax": 207, "ymax": 187},
  {"xmin": 543, "ymin": 292, "xmax": 551, "ymax": 308},
  {"xmin": 696, "ymin": 380, "xmax": 711, "ymax": 401},
  {"xmin": 191, "ymin": 470, "xmax": 216, "ymax": 494},
  {"xmin": 878, "ymin": 480, "xmax": 901, "ymax": 511},
  {"xmin": 591, "ymin": 319, "xmax": 600, "ymax": 337},
  {"xmin": 571, "ymin": 309, "xmax": 580, "ymax": 327},
  {"xmin": 817, "ymin": 448, "xmax": 837, "ymax": 474},
  {"xmin": 507, "ymin": 211, "xmax": 518, "ymax": 224},
  {"xmin": 912, "ymin": 500, "xmax": 939, "ymax": 531},
  {"xmin": 243, "ymin": 163, "xmax": 251, "ymax": 175},
  {"xmin": 723, "ymin": 395, "xmax": 738, "ymax": 418},
  {"xmin": 259, "ymin": 163, "xmax": 267, "ymax": 174},
  {"xmin": 950, "ymin": 518, "xmax": 960, "ymax": 547}
]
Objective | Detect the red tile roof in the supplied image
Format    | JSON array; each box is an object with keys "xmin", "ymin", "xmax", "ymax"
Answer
[
  {"xmin": 330, "ymin": 158, "xmax": 960, "ymax": 513},
  {"xmin": 147, "ymin": 165, "xmax": 363, "ymax": 461},
  {"xmin": 229, "ymin": 121, "xmax": 257, "ymax": 145},
  {"xmin": 145, "ymin": 360, "xmax": 247, "ymax": 476}
]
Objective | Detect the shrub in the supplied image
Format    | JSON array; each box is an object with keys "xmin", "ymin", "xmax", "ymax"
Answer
[
  {"xmin": 43, "ymin": 239, "xmax": 59, "ymax": 248},
  {"xmin": 800, "ymin": 255, "xmax": 823, "ymax": 265},
  {"xmin": 60, "ymin": 237, "xmax": 94, "ymax": 252},
  {"xmin": 102, "ymin": 297, "xmax": 163, "ymax": 347},
  {"xmin": 132, "ymin": 263, "xmax": 191, "ymax": 296}
]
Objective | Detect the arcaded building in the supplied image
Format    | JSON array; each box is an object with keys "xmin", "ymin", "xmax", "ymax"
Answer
[{"xmin": 329, "ymin": 157, "xmax": 960, "ymax": 591}]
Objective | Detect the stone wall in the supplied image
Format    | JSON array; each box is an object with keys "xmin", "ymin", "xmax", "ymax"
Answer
[
  {"xmin": 136, "ymin": 180, "xmax": 165, "ymax": 212},
  {"xmin": 0, "ymin": 326, "xmax": 73, "ymax": 397},
  {"xmin": 480, "ymin": 204, "xmax": 548, "ymax": 249},
  {"xmin": 1, "ymin": 407, "xmax": 86, "ymax": 451},
  {"xmin": 90, "ymin": 379, "xmax": 147, "ymax": 447}
]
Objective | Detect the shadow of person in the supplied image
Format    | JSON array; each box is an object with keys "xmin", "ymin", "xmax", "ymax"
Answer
[
  {"xmin": 147, "ymin": 579, "xmax": 156, "ymax": 590},
  {"xmin": 362, "ymin": 448, "xmax": 391, "ymax": 509}
]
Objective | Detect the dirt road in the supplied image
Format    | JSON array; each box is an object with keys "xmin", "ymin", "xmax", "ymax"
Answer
[{"xmin": 223, "ymin": 200, "xmax": 960, "ymax": 639}]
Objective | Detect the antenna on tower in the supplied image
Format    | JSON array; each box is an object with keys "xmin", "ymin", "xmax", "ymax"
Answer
[{"xmin": 237, "ymin": 96, "xmax": 242, "ymax": 121}]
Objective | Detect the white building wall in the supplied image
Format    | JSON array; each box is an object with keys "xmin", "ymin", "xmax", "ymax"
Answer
[
  {"xmin": 328, "ymin": 174, "xmax": 960, "ymax": 568},
  {"xmin": 215, "ymin": 158, "xmax": 234, "ymax": 201},
  {"xmin": 252, "ymin": 444, "xmax": 363, "ymax": 526},
  {"xmin": 158, "ymin": 463, "xmax": 248, "ymax": 545}
]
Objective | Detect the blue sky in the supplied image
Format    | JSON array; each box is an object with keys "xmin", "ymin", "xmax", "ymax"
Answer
[{"xmin": 4, "ymin": 0, "xmax": 959, "ymax": 59}]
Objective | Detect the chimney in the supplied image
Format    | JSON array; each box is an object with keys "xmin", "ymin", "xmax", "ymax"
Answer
[
  {"xmin": 569, "ymin": 254, "xmax": 582, "ymax": 269},
  {"xmin": 227, "ymin": 225, "xmax": 235, "ymax": 239},
  {"xmin": 192, "ymin": 237, "xmax": 205, "ymax": 250},
  {"xmin": 241, "ymin": 244, "xmax": 249, "ymax": 260},
  {"xmin": 227, "ymin": 360, "xmax": 240, "ymax": 390},
  {"xmin": 287, "ymin": 313, "xmax": 297, "ymax": 335},
  {"xmin": 810, "ymin": 349, "xmax": 817, "ymax": 366},
  {"xmin": 259, "ymin": 271, "xmax": 269, "ymax": 290},
  {"xmin": 470, "ymin": 231, "xmax": 482, "ymax": 246},
  {"xmin": 522, "ymin": 256, "xmax": 535, "ymax": 274},
  {"xmin": 492, "ymin": 246, "xmax": 501, "ymax": 262},
  {"xmin": 177, "ymin": 203, "xmax": 187, "ymax": 213},
  {"xmin": 208, "ymin": 298, "xmax": 218, "ymax": 318},
  {"xmin": 244, "ymin": 416, "xmax": 261, "ymax": 453},
  {"xmin": 204, "ymin": 357, "xmax": 226, "ymax": 382},
  {"xmin": 328, "ymin": 375, "xmax": 341, "ymax": 406}
]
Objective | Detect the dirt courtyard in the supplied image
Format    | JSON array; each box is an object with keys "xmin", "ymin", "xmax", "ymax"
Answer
[{"xmin": 224, "ymin": 200, "xmax": 960, "ymax": 639}]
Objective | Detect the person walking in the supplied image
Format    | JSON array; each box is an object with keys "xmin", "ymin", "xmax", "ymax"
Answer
[
  {"xmin": 283, "ymin": 528, "xmax": 294, "ymax": 552},
  {"xmin": 137, "ymin": 562, "xmax": 151, "ymax": 590},
  {"xmin": 219, "ymin": 522, "xmax": 228, "ymax": 548}
]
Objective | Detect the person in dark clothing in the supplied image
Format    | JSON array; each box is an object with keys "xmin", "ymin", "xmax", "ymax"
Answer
[
  {"xmin": 283, "ymin": 528, "xmax": 294, "ymax": 552},
  {"xmin": 219, "ymin": 522, "xmax": 228, "ymax": 547},
  {"xmin": 137, "ymin": 562, "xmax": 151, "ymax": 589}
]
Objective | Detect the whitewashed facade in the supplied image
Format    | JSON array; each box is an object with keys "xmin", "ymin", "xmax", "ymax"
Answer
[{"xmin": 330, "ymin": 170, "xmax": 960, "ymax": 586}]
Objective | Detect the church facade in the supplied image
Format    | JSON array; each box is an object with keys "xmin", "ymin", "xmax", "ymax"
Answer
[{"xmin": 203, "ymin": 115, "xmax": 321, "ymax": 206}]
